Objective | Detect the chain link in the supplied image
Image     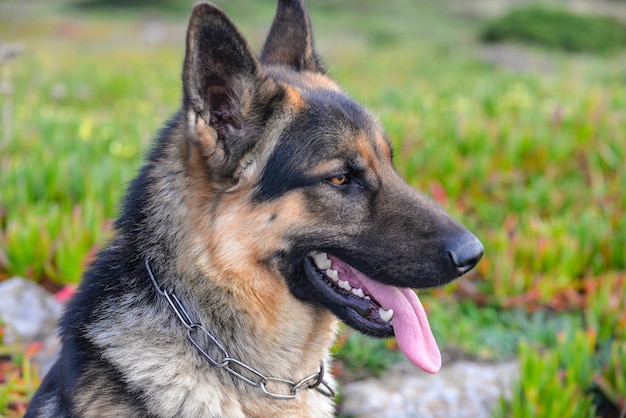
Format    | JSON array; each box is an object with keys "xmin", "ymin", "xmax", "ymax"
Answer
[{"xmin": 145, "ymin": 259, "xmax": 335, "ymax": 400}]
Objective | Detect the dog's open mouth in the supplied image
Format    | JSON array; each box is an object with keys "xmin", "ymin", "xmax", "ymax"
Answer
[{"xmin": 304, "ymin": 251, "xmax": 441, "ymax": 374}]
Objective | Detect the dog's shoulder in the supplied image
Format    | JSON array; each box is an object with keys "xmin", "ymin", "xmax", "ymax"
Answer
[{"xmin": 24, "ymin": 362, "xmax": 69, "ymax": 418}]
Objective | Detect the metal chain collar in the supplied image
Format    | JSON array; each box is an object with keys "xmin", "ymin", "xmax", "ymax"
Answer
[{"xmin": 145, "ymin": 259, "xmax": 335, "ymax": 400}]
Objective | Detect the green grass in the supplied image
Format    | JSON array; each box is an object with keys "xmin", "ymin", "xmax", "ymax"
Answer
[
  {"xmin": 1, "ymin": 0, "xmax": 625, "ymax": 415},
  {"xmin": 482, "ymin": 6, "xmax": 626, "ymax": 53}
]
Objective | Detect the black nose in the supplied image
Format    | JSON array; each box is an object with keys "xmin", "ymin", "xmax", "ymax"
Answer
[{"xmin": 447, "ymin": 233, "xmax": 484, "ymax": 275}]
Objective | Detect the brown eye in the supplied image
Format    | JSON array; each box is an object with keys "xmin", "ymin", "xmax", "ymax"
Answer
[{"xmin": 330, "ymin": 174, "xmax": 348, "ymax": 185}]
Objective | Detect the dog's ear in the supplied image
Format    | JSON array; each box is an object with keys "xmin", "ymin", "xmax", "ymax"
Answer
[
  {"xmin": 260, "ymin": 0, "xmax": 325, "ymax": 73},
  {"xmin": 183, "ymin": 2, "xmax": 260, "ymax": 125},
  {"xmin": 182, "ymin": 3, "xmax": 279, "ymax": 175}
]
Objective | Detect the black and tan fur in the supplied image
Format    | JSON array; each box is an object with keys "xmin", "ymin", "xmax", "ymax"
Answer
[{"xmin": 26, "ymin": 1, "xmax": 483, "ymax": 417}]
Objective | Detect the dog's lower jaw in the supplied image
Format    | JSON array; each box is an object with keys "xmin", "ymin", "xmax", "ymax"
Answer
[
  {"xmin": 302, "ymin": 256, "xmax": 395, "ymax": 336},
  {"xmin": 298, "ymin": 251, "xmax": 442, "ymax": 374}
]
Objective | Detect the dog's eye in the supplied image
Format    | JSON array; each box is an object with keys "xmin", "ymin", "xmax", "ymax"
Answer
[{"xmin": 329, "ymin": 174, "xmax": 349, "ymax": 185}]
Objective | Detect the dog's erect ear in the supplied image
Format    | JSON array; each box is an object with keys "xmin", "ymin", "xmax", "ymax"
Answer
[
  {"xmin": 260, "ymin": 0, "xmax": 325, "ymax": 73},
  {"xmin": 183, "ymin": 3, "xmax": 262, "ymax": 140}
]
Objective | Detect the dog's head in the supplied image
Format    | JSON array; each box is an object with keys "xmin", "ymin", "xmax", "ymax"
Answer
[{"xmin": 179, "ymin": 0, "xmax": 483, "ymax": 373}]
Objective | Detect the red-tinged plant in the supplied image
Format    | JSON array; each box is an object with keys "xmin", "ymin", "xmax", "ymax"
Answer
[{"xmin": 0, "ymin": 342, "xmax": 41, "ymax": 417}]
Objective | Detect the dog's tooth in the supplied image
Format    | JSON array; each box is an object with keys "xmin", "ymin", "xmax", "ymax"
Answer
[
  {"xmin": 364, "ymin": 296, "xmax": 371, "ymax": 301},
  {"xmin": 338, "ymin": 280, "xmax": 352, "ymax": 291},
  {"xmin": 312, "ymin": 252, "xmax": 332, "ymax": 270},
  {"xmin": 378, "ymin": 308, "xmax": 394, "ymax": 323},
  {"xmin": 326, "ymin": 269, "xmax": 339, "ymax": 282},
  {"xmin": 352, "ymin": 288, "xmax": 365, "ymax": 298}
]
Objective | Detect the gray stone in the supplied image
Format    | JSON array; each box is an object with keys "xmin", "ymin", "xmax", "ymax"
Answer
[
  {"xmin": 31, "ymin": 336, "xmax": 62, "ymax": 378},
  {"xmin": 341, "ymin": 360, "xmax": 518, "ymax": 418},
  {"xmin": 0, "ymin": 277, "xmax": 62, "ymax": 343}
]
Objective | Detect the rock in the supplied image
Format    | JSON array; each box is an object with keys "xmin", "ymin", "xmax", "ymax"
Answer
[
  {"xmin": 0, "ymin": 277, "xmax": 63, "ymax": 343},
  {"xmin": 0, "ymin": 42, "xmax": 24, "ymax": 65},
  {"xmin": 340, "ymin": 360, "xmax": 518, "ymax": 418},
  {"xmin": 31, "ymin": 336, "xmax": 62, "ymax": 378},
  {"xmin": 141, "ymin": 21, "xmax": 167, "ymax": 44}
]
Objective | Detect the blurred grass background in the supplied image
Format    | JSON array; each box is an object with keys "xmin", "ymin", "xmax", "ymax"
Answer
[{"xmin": 1, "ymin": 0, "xmax": 625, "ymax": 416}]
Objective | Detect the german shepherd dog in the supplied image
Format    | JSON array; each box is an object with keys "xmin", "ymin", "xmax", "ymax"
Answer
[{"xmin": 26, "ymin": 0, "xmax": 483, "ymax": 416}]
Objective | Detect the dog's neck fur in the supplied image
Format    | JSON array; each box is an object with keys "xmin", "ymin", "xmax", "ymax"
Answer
[{"xmin": 104, "ymin": 118, "xmax": 338, "ymax": 416}]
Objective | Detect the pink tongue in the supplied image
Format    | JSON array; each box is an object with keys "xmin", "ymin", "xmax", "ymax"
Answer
[
  {"xmin": 361, "ymin": 279, "xmax": 441, "ymax": 373},
  {"xmin": 329, "ymin": 256, "xmax": 441, "ymax": 373}
]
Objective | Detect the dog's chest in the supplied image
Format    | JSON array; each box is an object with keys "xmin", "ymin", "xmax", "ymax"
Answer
[{"xmin": 88, "ymin": 308, "xmax": 334, "ymax": 417}]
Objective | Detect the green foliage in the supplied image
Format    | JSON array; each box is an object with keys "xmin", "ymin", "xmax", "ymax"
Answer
[
  {"xmin": 495, "ymin": 330, "xmax": 597, "ymax": 418},
  {"xmin": 0, "ymin": 344, "xmax": 41, "ymax": 417},
  {"xmin": 481, "ymin": 7, "xmax": 626, "ymax": 53},
  {"xmin": 332, "ymin": 329, "xmax": 404, "ymax": 380},
  {"xmin": 427, "ymin": 299, "xmax": 581, "ymax": 360},
  {"xmin": 493, "ymin": 273, "xmax": 626, "ymax": 416},
  {"xmin": 595, "ymin": 341, "xmax": 626, "ymax": 416},
  {"xmin": 70, "ymin": 0, "xmax": 186, "ymax": 12},
  {"xmin": 584, "ymin": 274, "xmax": 626, "ymax": 342},
  {"xmin": 0, "ymin": 42, "xmax": 180, "ymax": 283}
]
